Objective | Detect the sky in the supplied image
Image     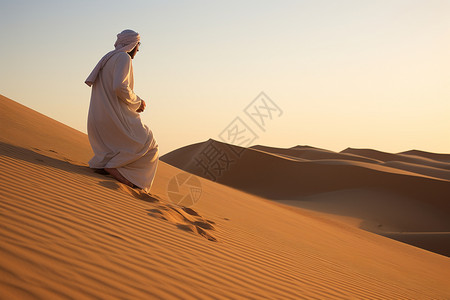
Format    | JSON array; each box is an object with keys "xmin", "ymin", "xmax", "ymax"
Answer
[{"xmin": 1, "ymin": 0, "xmax": 449, "ymax": 155}]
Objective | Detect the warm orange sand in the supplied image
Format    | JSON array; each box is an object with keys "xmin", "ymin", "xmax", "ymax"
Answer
[{"xmin": 1, "ymin": 94, "xmax": 450, "ymax": 299}]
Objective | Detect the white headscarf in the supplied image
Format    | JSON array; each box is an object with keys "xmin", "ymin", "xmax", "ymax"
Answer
[{"xmin": 85, "ymin": 29, "xmax": 140, "ymax": 87}]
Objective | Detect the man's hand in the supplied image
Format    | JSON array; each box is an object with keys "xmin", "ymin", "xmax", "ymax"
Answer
[{"xmin": 136, "ymin": 100, "xmax": 146, "ymax": 113}]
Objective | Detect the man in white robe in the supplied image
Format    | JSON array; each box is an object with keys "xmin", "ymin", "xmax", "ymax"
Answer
[{"xmin": 85, "ymin": 29, "xmax": 158, "ymax": 192}]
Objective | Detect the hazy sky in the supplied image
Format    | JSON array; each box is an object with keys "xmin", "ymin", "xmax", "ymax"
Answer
[{"xmin": 1, "ymin": 0, "xmax": 449, "ymax": 155}]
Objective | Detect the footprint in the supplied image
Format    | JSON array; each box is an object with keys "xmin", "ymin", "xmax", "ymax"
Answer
[
  {"xmin": 98, "ymin": 180, "xmax": 160, "ymax": 204},
  {"xmin": 132, "ymin": 190, "xmax": 159, "ymax": 203},
  {"xmin": 147, "ymin": 208, "xmax": 168, "ymax": 220},
  {"xmin": 176, "ymin": 224, "xmax": 217, "ymax": 242},
  {"xmin": 180, "ymin": 207, "xmax": 215, "ymax": 225},
  {"xmin": 181, "ymin": 207, "xmax": 200, "ymax": 216},
  {"xmin": 96, "ymin": 179, "xmax": 216, "ymax": 241},
  {"xmin": 147, "ymin": 204, "xmax": 217, "ymax": 242},
  {"xmin": 147, "ymin": 193, "xmax": 165, "ymax": 203},
  {"xmin": 118, "ymin": 184, "xmax": 160, "ymax": 203},
  {"xmin": 192, "ymin": 221, "xmax": 214, "ymax": 230}
]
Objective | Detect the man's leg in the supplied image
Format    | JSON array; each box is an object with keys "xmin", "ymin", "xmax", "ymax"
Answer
[{"xmin": 104, "ymin": 168, "xmax": 134, "ymax": 188}]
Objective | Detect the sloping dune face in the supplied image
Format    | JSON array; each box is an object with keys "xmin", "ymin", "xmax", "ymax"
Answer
[
  {"xmin": 1, "ymin": 94, "xmax": 450, "ymax": 299},
  {"xmin": 161, "ymin": 139, "xmax": 450, "ymax": 256},
  {"xmin": 0, "ymin": 94, "xmax": 92, "ymax": 164}
]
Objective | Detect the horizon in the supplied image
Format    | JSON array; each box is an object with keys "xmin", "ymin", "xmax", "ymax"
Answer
[
  {"xmin": 3, "ymin": 92, "xmax": 450, "ymax": 156},
  {"xmin": 1, "ymin": 0, "xmax": 449, "ymax": 155}
]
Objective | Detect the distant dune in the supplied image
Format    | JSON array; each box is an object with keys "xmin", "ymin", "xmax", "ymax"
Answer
[
  {"xmin": 251, "ymin": 144, "xmax": 382, "ymax": 164},
  {"xmin": 1, "ymin": 94, "xmax": 450, "ymax": 299},
  {"xmin": 161, "ymin": 139, "xmax": 450, "ymax": 206},
  {"xmin": 400, "ymin": 149, "xmax": 450, "ymax": 163},
  {"xmin": 161, "ymin": 139, "xmax": 450, "ymax": 256},
  {"xmin": 341, "ymin": 147, "xmax": 450, "ymax": 170}
]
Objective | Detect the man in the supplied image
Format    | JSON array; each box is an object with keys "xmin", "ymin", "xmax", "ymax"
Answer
[{"xmin": 85, "ymin": 29, "xmax": 158, "ymax": 192}]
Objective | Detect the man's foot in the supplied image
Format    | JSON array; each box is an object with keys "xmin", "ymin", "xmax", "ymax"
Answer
[
  {"xmin": 93, "ymin": 168, "xmax": 109, "ymax": 175},
  {"xmin": 104, "ymin": 168, "xmax": 135, "ymax": 188}
]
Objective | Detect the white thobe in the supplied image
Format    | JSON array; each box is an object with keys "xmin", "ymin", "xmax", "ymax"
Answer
[{"xmin": 87, "ymin": 51, "xmax": 158, "ymax": 192}]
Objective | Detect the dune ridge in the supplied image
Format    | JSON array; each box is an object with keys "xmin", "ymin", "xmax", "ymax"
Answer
[
  {"xmin": 251, "ymin": 144, "xmax": 382, "ymax": 164},
  {"xmin": 1, "ymin": 94, "xmax": 450, "ymax": 299},
  {"xmin": 399, "ymin": 149, "xmax": 450, "ymax": 163},
  {"xmin": 341, "ymin": 147, "xmax": 450, "ymax": 171}
]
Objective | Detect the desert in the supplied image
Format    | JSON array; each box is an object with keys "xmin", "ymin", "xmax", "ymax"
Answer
[{"xmin": 1, "ymin": 94, "xmax": 449, "ymax": 299}]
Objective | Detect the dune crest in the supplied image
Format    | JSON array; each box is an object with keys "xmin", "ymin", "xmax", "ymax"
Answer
[
  {"xmin": 341, "ymin": 147, "xmax": 450, "ymax": 170},
  {"xmin": 252, "ymin": 144, "xmax": 382, "ymax": 164},
  {"xmin": 400, "ymin": 149, "xmax": 450, "ymax": 163}
]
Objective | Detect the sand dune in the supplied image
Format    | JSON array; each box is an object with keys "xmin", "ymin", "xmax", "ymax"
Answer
[
  {"xmin": 381, "ymin": 160, "xmax": 450, "ymax": 181},
  {"xmin": 251, "ymin": 144, "xmax": 382, "ymax": 164},
  {"xmin": 253, "ymin": 145, "xmax": 450, "ymax": 180},
  {"xmin": 400, "ymin": 149, "xmax": 450, "ymax": 163},
  {"xmin": 161, "ymin": 139, "xmax": 450, "ymax": 256},
  {"xmin": 341, "ymin": 147, "xmax": 450, "ymax": 171},
  {"xmin": 1, "ymin": 94, "xmax": 450, "ymax": 299},
  {"xmin": 161, "ymin": 139, "xmax": 450, "ymax": 207},
  {"xmin": 380, "ymin": 232, "xmax": 450, "ymax": 257}
]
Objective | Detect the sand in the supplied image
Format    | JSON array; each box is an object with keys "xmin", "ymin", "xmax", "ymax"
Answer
[{"xmin": 1, "ymin": 94, "xmax": 450, "ymax": 299}]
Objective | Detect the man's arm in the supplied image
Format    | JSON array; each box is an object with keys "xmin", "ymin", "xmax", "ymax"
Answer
[
  {"xmin": 136, "ymin": 100, "xmax": 146, "ymax": 113},
  {"xmin": 112, "ymin": 52, "xmax": 142, "ymax": 112}
]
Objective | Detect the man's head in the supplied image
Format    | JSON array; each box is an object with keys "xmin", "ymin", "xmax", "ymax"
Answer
[
  {"xmin": 114, "ymin": 29, "xmax": 140, "ymax": 58},
  {"xmin": 85, "ymin": 29, "xmax": 141, "ymax": 86},
  {"xmin": 128, "ymin": 41, "xmax": 140, "ymax": 59}
]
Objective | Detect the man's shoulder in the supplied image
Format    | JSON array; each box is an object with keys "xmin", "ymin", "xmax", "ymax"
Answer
[{"xmin": 113, "ymin": 51, "xmax": 132, "ymax": 62}]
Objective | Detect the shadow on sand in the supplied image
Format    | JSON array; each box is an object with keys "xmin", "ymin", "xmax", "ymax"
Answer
[{"xmin": 0, "ymin": 141, "xmax": 104, "ymax": 180}]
